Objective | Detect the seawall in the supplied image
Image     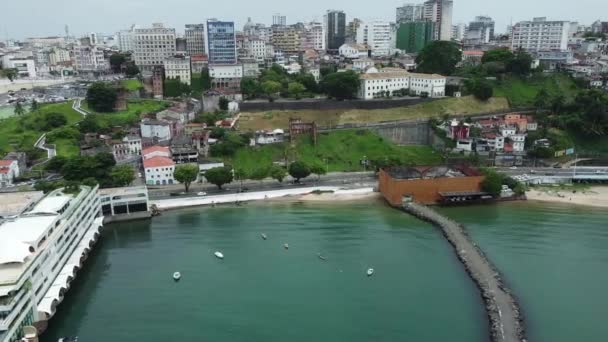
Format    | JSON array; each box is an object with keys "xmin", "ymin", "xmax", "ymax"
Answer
[{"xmin": 402, "ymin": 203, "xmax": 525, "ymax": 342}]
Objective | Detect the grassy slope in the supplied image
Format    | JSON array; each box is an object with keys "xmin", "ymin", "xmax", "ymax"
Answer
[
  {"xmin": 493, "ymin": 74, "xmax": 578, "ymax": 107},
  {"xmin": 0, "ymin": 101, "xmax": 83, "ymax": 157},
  {"xmin": 238, "ymin": 96, "xmax": 509, "ymax": 131},
  {"xmin": 231, "ymin": 130, "xmax": 441, "ymax": 174},
  {"xmin": 121, "ymin": 79, "xmax": 144, "ymax": 91},
  {"xmin": 82, "ymin": 99, "xmax": 169, "ymax": 128}
]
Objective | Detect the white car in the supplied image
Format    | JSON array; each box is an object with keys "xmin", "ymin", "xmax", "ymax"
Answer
[
  {"xmin": 509, "ymin": 166, "xmax": 517, "ymax": 170},
  {"xmin": 197, "ymin": 192, "xmax": 207, "ymax": 196}
]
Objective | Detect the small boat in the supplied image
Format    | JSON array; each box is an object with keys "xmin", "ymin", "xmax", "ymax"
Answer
[
  {"xmin": 261, "ymin": 233, "xmax": 267, "ymax": 240},
  {"xmin": 283, "ymin": 243, "xmax": 289, "ymax": 250},
  {"xmin": 366, "ymin": 268, "xmax": 374, "ymax": 277},
  {"xmin": 214, "ymin": 251, "xmax": 224, "ymax": 259},
  {"xmin": 318, "ymin": 253, "xmax": 327, "ymax": 261},
  {"xmin": 58, "ymin": 337, "xmax": 78, "ymax": 342},
  {"xmin": 173, "ymin": 272, "xmax": 181, "ymax": 281}
]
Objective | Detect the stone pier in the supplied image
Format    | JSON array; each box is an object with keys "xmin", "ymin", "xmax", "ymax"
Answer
[{"xmin": 402, "ymin": 203, "xmax": 525, "ymax": 342}]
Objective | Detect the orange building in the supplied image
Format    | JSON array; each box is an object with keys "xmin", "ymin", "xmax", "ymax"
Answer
[{"xmin": 379, "ymin": 166, "xmax": 485, "ymax": 206}]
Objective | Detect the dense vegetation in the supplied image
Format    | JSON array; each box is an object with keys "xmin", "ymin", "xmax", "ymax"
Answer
[
  {"xmin": 86, "ymin": 82, "xmax": 118, "ymax": 112},
  {"xmin": 415, "ymin": 41, "xmax": 463, "ymax": 75}
]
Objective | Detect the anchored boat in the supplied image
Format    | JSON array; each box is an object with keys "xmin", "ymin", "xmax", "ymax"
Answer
[
  {"xmin": 366, "ymin": 268, "xmax": 374, "ymax": 276},
  {"xmin": 214, "ymin": 251, "xmax": 224, "ymax": 259},
  {"xmin": 173, "ymin": 272, "xmax": 181, "ymax": 281}
]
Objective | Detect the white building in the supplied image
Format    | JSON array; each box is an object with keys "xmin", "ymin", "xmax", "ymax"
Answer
[
  {"xmin": 396, "ymin": 3, "xmax": 425, "ymax": 23},
  {"xmin": 143, "ymin": 156, "xmax": 176, "ymax": 185},
  {"xmin": 209, "ymin": 64, "xmax": 243, "ymax": 79},
  {"xmin": 452, "ymin": 23, "xmax": 467, "ymax": 41},
  {"xmin": 111, "ymin": 135, "xmax": 142, "ymax": 161},
  {"xmin": 140, "ymin": 119, "xmax": 172, "ymax": 142},
  {"xmin": 303, "ymin": 22, "xmax": 325, "ymax": 50},
  {"xmin": 511, "ymin": 17, "xmax": 569, "ymax": 52},
  {"xmin": 338, "ymin": 43, "xmax": 369, "ymax": 59},
  {"xmin": 185, "ymin": 24, "xmax": 206, "ymax": 56},
  {"xmin": 133, "ymin": 23, "xmax": 177, "ymax": 72},
  {"xmin": 48, "ymin": 48, "xmax": 70, "ymax": 66},
  {"xmin": 0, "ymin": 186, "xmax": 102, "ymax": 342},
  {"xmin": 163, "ymin": 55, "xmax": 192, "ymax": 85},
  {"xmin": 1, "ymin": 56, "xmax": 36, "ymax": 78},
  {"xmin": 255, "ymin": 129, "xmax": 285, "ymax": 145},
  {"xmin": 244, "ymin": 39, "xmax": 269, "ymax": 63},
  {"xmin": 72, "ymin": 45, "xmax": 108, "ymax": 72},
  {"xmin": 510, "ymin": 134, "xmax": 526, "ymax": 152},
  {"xmin": 358, "ymin": 69, "xmax": 446, "ymax": 99},
  {"xmin": 117, "ymin": 27, "xmax": 135, "ymax": 52},
  {"xmin": 0, "ymin": 160, "xmax": 20, "ymax": 187},
  {"xmin": 500, "ymin": 126, "xmax": 517, "ymax": 137},
  {"xmin": 356, "ymin": 21, "xmax": 392, "ymax": 57},
  {"xmin": 353, "ymin": 58, "xmax": 375, "ymax": 71},
  {"xmin": 424, "ymin": 0, "xmax": 453, "ymax": 41}
]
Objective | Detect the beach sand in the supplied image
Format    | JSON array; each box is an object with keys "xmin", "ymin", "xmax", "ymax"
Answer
[
  {"xmin": 526, "ymin": 186, "xmax": 608, "ymax": 208},
  {"xmin": 298, "ymin": 190, "xmax": 380, "ymax": 202}
]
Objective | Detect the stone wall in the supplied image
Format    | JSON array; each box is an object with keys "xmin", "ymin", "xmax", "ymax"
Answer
[{"xmin": 240, "ymin": 97, "xmax": 436, "ymax": 112}]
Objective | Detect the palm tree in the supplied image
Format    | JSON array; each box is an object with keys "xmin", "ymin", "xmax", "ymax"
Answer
[{"xmin": 14, "ymin": 102, "xmax": 25, "ymax": 116}]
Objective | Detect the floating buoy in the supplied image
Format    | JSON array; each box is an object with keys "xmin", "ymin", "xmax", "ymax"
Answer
[
  {"xmin": 173, "ymin": 272, "xmax": 181, "ymax": 281},
  {"xmin": 261, "ymin": 233, "xmax": 267, "ymax": 240},
  {"xmin": 283, "ymin": 243, "xmax": 289, "ymax": 250},
  {"xmin": 366, "ymin": 268, "xmax": 374, "ymax": 277}
]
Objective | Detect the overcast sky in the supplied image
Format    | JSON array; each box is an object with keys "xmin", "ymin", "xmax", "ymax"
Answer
[{"xmin": 2, "ymin": 0, "xmax": 605, "ymax": 40}]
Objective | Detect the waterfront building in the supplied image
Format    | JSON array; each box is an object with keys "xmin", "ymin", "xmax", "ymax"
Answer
[
  {"xmin": 206, "ymin": 20, "xmax": 237, "ymax": 65},
  {"xmin": 396, "ymin": 3, "xmax": 425, "ymax": 24},
  {"xmin": 0, "ymin": 186, "xmax": 102, "ymax": 342},
  {"xmin": 511, "ymin": 17, "xmax": 570, "ymax": 52},
  {"xmin": 163, "ymin": 55, "xmax": 192, "ymax": 85},
  {"xmin": 143, "ymin": 156, "xmax": 176, "ymax": 185},
  {"xmin": 99, "ymin": 186, "xmax": 150, "ymax": 223},
  {"xmin": 396, "ymin": 21, "xmax": 434, "ymax": 53},
  {"xmin": 325, "ymin": 10, "xmax": 347, "ymax": 50},
  {"xmin": 185, "ymin": 24, "xmax": 206, "ymax": 56},
  {"xmin": 133, "ymin": 23, "xmax": 177, "ymax": 72}
]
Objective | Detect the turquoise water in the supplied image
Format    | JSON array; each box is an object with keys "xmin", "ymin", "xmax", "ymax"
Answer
[
  {"xmin": 42, "ymin": 202, "xmax": 486, "ymax": 342},
  {"xmin": 440, "ymin": 202, "xmax": 608, "ymax": 342}
]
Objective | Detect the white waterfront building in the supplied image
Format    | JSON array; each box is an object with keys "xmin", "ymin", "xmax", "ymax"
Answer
[
  {"xmin": 358, "ymin": 69, "xmax": 446, "ymax": 99},
  {"xmin": 0, "ymin": 186, "xmax": 102, "ymax": 342}
]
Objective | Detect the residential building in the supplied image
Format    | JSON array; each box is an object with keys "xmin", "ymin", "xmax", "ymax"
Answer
[
  {"xmin": 26, "ymin": 36, "xmax": 66, "ymax": 47},
  {"xmin": 209, "ymin": 64, "xmax": 243, "ymax": 93},
  {"xmin": 325, "ymin": 10, "xmax": 347, "ymax": 50},
  {"xmin": 241, "ymin": 58, "xmax": 259, "ymax": 77},
  {"xmin": 143, "ymin": 156, "xmax": 176, "ymax": 185},
  {"xmin": 171, "ymin": 135, "xmax": 199, "ymax": 164},
  {"xmin": 511, "ymin": 17, "xmax": 569, "ymax": 52},
  {"xmin": 303, "ymin": 22, "xmax": 325, "ymax": 51},
  {"xmin": 273, "ymin": 14, "xmax": 287, "ymax": 27},
  {"xmin": 356, "ymin": 21, "xmax": 392, "ymax": 56},
  {"xmin": 346, "ymin": 18, "xmax": 363, "ymax": 44},
  {"xmin": 465, "ymin": 16, "xmax": 495, "ymax": 45},
  {"xmin": 396, "ymin": 3, "xmax": 425, "ymax": 24},
  {"xmin": 190, "ymin": 54, "xmax": 208, "ymax": 73},
  {"xmin": 117, "ymin": 27, "xmax": 135, "ymax": 52},
  {"xmin": 353, "ymin": 58, "xmax": 375, "ymax": 71},
  {"xmin": 396, "ymin": 21, "xmax": 434, "ymax": 53},
  {"xmin": 133, "ymin": 23, "xmax": 177, "ymax": 72},
  {"xmin": 142, "ymin": 146, "xmax": 171, "ymax": 160},
  {"xmin": 271, "ymin": 26, "xmax": 302, "ymax": 54},
  {"xmin": 462, "ymin": 50, "xmax": 484, "ymax": 65},
  {"xmin": 206, "ymin": 20, "xmax": 237, "ymax": 65},
  {"xmin": 140, "ymin": 119, "xmax": 172, "ymax": 142},
  {"xmin": 244, "ymin": 39, "xmax": 269, "ymax": 63},
  {"xmin": 452, "ymin": 23, "xmax": 467, "ymax": 41},
  {"xmin": 111, "ymin": 135, "xmax": 142, "ymax": 161},
  {"xmin": 0, "ymin": 160, "xmax": 19, "ymax": 187},
  {"xmin": 163, "ymin": 55, "xmax": 191, "ymax": 85},
  {"xmin": 255, "ymin": 129, "xmax": 285, "ymax": 145},
  {"xmin": 423, "ymin": 0, "xmax": 453, "ymax": 41},
  {"xmin": 1, "ymin": 56, "xmax": 36, "ymax": 78},
  {"xmin": 358, "ymin": 69, "xmax": 445, "ymax": 99},
  {"xmin": 2, "ymin": 153, "xmax": 26, "ymax": 174},
  {"xmin": 175, "ymin": 38, "xmax": 187, "ymax": 54},
  {"xmin": 48, "ymin": 48, "xmax": 71, "ymax": 66},
  {"xmin": 534, "ymin": 50, "xmax": 575, "ymax": 70},
  {"xmin": 0, "ymin": 186, "xmax": 102, "ymax": 342},
  {"xmin": 72, "ymin": 45, "xmax": 107, "ymax": 72},
  {"xmin": 339, "ymin": 43, "xmax": 369, "ymax": 59},
  {"xmin": 185, "ymin": 24, "xmax": 206, "ymax": 56}
]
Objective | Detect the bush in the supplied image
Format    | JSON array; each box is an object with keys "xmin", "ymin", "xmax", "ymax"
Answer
[{"xmin": 86, "ymin": 82, "xmax": 117, "ymax": 112}]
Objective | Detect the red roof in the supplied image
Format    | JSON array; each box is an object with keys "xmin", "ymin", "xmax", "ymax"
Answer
[
  {"xmin": 464, "ymin": 50, "xmax": 484, "ymax": 56},
  {"xmin": 504, "ymin": 143, "xmax": 514, "ymax": 153},
  {"xmin": 0, "ymin": 160, "xmax": 16, "ymax": 167},
  {"xmin": 143, "ymin": 156, "xmax": 175, "ymax": 168},
  {"xmin": 142, "ymin": 146, "xmax": 170, "ymax": 156},
  {"xmin": 0, "ymin": 168, "xmax": 9, "ymax": 174}
]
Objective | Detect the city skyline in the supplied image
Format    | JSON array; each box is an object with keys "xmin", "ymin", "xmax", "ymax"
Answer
[{"xmin": 2, "ymin": 0, "xmax": 606, "ymax": 40}]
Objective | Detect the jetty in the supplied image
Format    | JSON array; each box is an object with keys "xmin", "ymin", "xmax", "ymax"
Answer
[{"xmin": 402, "ymin": 203, "xmax": 525, "ymax": 342}]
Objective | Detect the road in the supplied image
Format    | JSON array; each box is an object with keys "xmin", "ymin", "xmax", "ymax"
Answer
[{"xmin": 497, "ymin": 166, "xmax": 608, "ymax": 177}]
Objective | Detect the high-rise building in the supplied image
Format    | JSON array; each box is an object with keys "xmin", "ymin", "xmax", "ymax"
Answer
[
  {"xmin": 511, "ymin": 17, "xmax": 570, "ymax": 52},
  {"xmin": 466, "ymin": 16, "xmax": 495, "ymax": 45},
  {"xmin": 396, "ymin": 3, "xmax": 425, "ymax": 24},
  {"xmin": 346, "ymin": 18, "xmax": 363, "ymax": 44},
  {"xmin": 271, "ymin": 26, "xmax": 302, "ymax": 54},
  {"xmin": 452, "ymin": 23, "xmax": 467, "ymax": 41},
  {"xmin": 117, "ymin": 26, "xmax": 135, "ymax": 52},
  {"xmin": 325, "ymin": 10, "xmax": 346, "ymax": 50},
  {"xmin": 396, "ymin": 21, "xmax": 434, "ymax": 53},
  {"xmin": 273, "ymin": 14, "xmax": 287, "ymax": 26},
  {"xmin": 133, "ymin": 23, "xmax": 177, "ymax": 72},
  {"xmin": 356, "ymin": 21, "xmax": 392, "ymax": 56},
  {"xmin": 423, "ymin": 0, "xmax": 453, "ymax": 41},
  {"xmin": 206, "ymin": 20, "xmax": 237, "ymax": 65},
  {"xmin": 185, "ymin": 24, "xmax": 206, "ymax": 55},
  {"xmin": 303, "ymin": 22, "xmax": 325, "ymax": 50}
]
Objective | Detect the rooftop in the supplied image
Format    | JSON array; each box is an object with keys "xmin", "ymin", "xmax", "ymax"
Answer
[
  {"xmin": 142, "ymin": 145, "xmax": 170, "ymax": 156},
  {"xmin": 143, "ymin": 156, "xmax": 175, "ymax": 168},
  {"xmin": 0, "ymin": 191, "xmax": 45, "ymax": 217},
  {"xmin": 29, "ymin": 195, "xmax": 71, "ymax": 214},
  {"xmin": 385, "ymin": 165, "xmax": 482, "ymax": 180}
]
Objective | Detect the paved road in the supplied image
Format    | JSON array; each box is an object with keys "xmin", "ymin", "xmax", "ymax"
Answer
[{"xmin": 497, "ymin": 166, "xmax": 608, "ymax": 177}]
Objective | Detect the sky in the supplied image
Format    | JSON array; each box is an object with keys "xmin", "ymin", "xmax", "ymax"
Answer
[{"xmin": 2, "ymin": 0, "xmax": 605, "ymax": 40}]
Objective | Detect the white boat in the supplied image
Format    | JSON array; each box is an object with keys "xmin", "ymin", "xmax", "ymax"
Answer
[
  {"xmin": 173, "ymin": 272, "xmax": 181, "ymax": 281},
  {"xmin": 283, "ymin": 243, "xmax": 289, "ymax": 250},
  {"xmin": 318, "ymin": 253, "xmax": 327, "ymax": 261},
  {"xmin": 214, "ymin": 251, "xmax": 224, "ymax": 259},
  {"xmin": 366, "ymin": 268, "xmax": 374, "ymax": 276},
  {"xmin": 261, "ymin": 233, "xmax": 267, "ymax": 240}
]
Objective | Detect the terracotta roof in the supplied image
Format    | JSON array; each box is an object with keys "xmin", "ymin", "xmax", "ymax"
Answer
[
  {"xmin": 0, "ymin": 168, "xmax": 9, "ymax": 174},
  {"xmin": 142, "ymin": 146, "xmax": 170, "ymax": 156},
  {"xmin": 463, "ymin": 50, "xmax": 484, "ymax": 56},
  {"xmin": 143, "ymin": 156, "xmax": 175, "ymax": 168},
  {"xmin": 0, "ymin": 160, "xmax": 16, "ymax": 167}
]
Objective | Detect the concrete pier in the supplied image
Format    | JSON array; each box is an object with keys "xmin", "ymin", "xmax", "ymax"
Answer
[{"xmin": 402, "ymin": 203, "xmax": 525, "ymax": 342}]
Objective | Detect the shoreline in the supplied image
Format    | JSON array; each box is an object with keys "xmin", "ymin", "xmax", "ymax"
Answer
[{"xmin": 525, "ymin": 185, "xmax": 608, "ymax": 208}]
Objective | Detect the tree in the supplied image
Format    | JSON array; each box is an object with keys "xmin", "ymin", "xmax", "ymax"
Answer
[
  {"xmin": 82, "ymin": 177, "xmax": 99, "ymax": 187},
  {"xmin": 200, "ymin": 67, "xmax": 212, "ymax": 91},
  {"xmin": 210, "ymin": 127, "xmax": 226, "ymax": 139},
  {"xmin": 241, "ymin": 77, "xmax": 260, "ymax": 99},
  {"xmin": 550, "ymin": 95, "xmax": 565, "ymax": 115},
  {"xmin": 173, "ymin": 164, "xmax": 199, "ymax": 192},
  {"xmin": 78, "ymin": 114, "xmax": 101, "ymax": 133},
  {"xmin": 109, "ymin": 54, "xmax": 126, "ymax": 73},
  {"xmin": 465, "ymin": 78, "xmax": 493, "ymax": 101},
  {"xmin": 125, "ymin": 63, "xmax": 140, "ymax": 77},
  {"xmin": 46, "ymin": 156, "xmax": 68, "ymax": 172},
  {"xmin": 320, "ymin": 71, "xmax": 360, "ymax": 100},
  {"xmin": 204, "ymin": 166, "xmax": 233, "ymax": 189},
  {"xmin": 534, "ymin": 88, "xmax": 550, "ymax": 110},
  {"xmin": 110, "ymin": 165, "xmax": 135, "ymax": 187},
  {"xmin": 86, "ymin": 82, "xmax": 117, "ymax": 112},
  {"xmin": 481, "ymin": 170, "xmax": 503, "ymax": 196},
  {"xmin": 1, "ymin": 68, "xmax": 18, "ymax": 81},
  {"xmin": 14, "ymin": 102, "xmax": 25, "ymax": 116},
  {"xmin": 507, "ymin": 49, "xmax": 533, "ymax": 76},
  {"xmin": 309, "ymin": 162, "xmax": 327, "ymax": 180},
  {"xmin": 44, "ymin": 112, "xmax": 67, "ymax": 130},
  {"xmin": 30, "ymin": 100, "xmax": 39, "ymax": 112},
  {"xmin": 270, "ymin": 165, "xmax": 287, "ymax": 183},
  {"xmin": 481, "ymin": 48, "xmax": 514, "ymax": 65},
  {"xmin": 164, "ymin": 78, "xmax": 191, "ymax": 97},
  {"xmin": 415, "ymin": 41, "xmax": 462, "ymax": 75},
  {"xmin": 219, "ymin": 97, "xmax": 229, "ymax": 111},
  {"xmin": 250, "ymin": 166, "xmax": 269, "ymax": 182},
  {"xmin": 296, "ymin": 72, "xmax": 319, "ymax": 93},
  {"xmin": 288, "ymin": 82, "xmax": 306, "ymax": 99},
  {"xmin": 261, "ymin": 80, "xmax": 282, "ymax": 102},
  {"xmin": 288, "ymin": 161, "xmax": 310, "ymax": 183}
]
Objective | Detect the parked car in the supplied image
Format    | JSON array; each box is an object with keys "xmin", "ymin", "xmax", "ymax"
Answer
[{"xmin": 197, "ymin": 192, "xmax": 207, "ymax": 196}]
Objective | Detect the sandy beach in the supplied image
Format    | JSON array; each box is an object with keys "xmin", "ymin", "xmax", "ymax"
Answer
[
  {"xmin": 526, "ymin": 185, "xmax": 608, "ymax": 208},
  {"xmin": 297, "ymin": 188, "xmax": 380, "ymax": 202}
]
